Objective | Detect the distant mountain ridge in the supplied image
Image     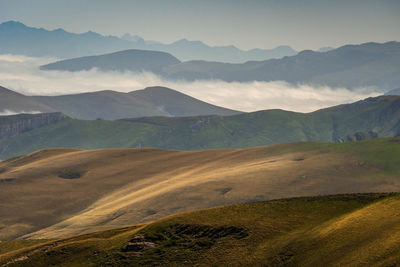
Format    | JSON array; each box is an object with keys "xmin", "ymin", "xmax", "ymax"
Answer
[
  {"xmin": 0, "ymin": 20, "xmax": 297, "ymax": 63},
  {"xmin": 41, "ymin": 41, "xmax": 400, "ymax": 90},
  {"xmin": 162, "ymin": 41, "xmax": 400, "ymax": 90},
  {"xmin": 41, "ymin": 49, "xmax": 181, "ymax": 73},
  {"xmin": 385, "ymin": 88, "xmax": 400, "ymax": 95},
  {"xmin": 0, "ymin": 85, "xmax": 240, "ymax": 120},
  {"xmin": 0, "ymin": 86, "xmax": 55, "ymax": 114}
]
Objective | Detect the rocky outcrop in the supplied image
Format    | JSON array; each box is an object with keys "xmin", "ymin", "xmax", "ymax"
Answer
[
  {"xmin": 0, "ymin": 112, "xmax": 68, "ymax": 141},
  {"xmin": 337, "ymin": 130, "xmax": 379, "ymax": 142}
]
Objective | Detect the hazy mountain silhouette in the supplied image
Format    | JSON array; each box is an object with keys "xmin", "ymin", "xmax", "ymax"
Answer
[
  {"xmin": 385, "ymin": 88, "xmax": 400, "ymax": 95},
  {"xmin": 0, "ymin": 21, "xmax": 297, "ymax": 63},
  {"xmin": 0, "ymin": 86, "xmax": 55, "ymax": 114},
  {"xmin": 164, "ymin": 41, "xmax": 400, "ymax": 90},
  {"xmin": 42, "ymin": 41, "xmax": 400, "ymax": 90},
  {"xmin": 0, "ymin": 85, "xmax": 240, "ymax": 120},
  {"xmin": 41, "ymin": 49, "xmax": 181, "ymax": 73}
]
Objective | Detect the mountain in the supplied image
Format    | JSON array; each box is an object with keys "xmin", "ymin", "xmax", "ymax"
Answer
[
  {"xmin": 0, "ymin": 21, "xmax": 133, "ymax": 59},
  {"xmin": 0, "ymin": 21, "xmax": 297, "ymax": 63},
  {"xmin": 1, "ymin": 95, "xmax": 400, "ymax": 159},
  {"xmin": 163, "ymin": 41, "xmax": 400, "ymax": 90},
  {"xmin": 144, "ymin": 38, "xmax": 297, "ymax": 63},
  {"xmin": 0, "ymin": 139, "xmax": 399, "ymax": 240},
  {"xmin": 385, "ymin": 87, "xmax": 400, "ymax": 95},
  {"xmin": 0, "ymin": 86, "xmax": 55, "ymax": 114},
  {"xmin": 42, "ymin": 41, "xmax": 400, "ymax": 90},
  {"xmin": 33, "ymin": 86, "xmax": 240, "ymax": 120},
  {"xmin": 1, "ymin": 193, "xmax": 398, "ymax": 266},
  {"xmin": 0, "ymin": 85, "xmax": 240, "ymax": 120},
  {"xmin": 316, "ymin": 46, "xmax": 334, "ymax": 52},
  {"xmin": 40, "ymin": 49, "xmax": 181, "ymax": 73}
]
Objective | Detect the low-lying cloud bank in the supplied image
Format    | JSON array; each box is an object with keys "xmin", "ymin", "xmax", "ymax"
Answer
[
  {"xmin": 0, "ymin": 109, "xmax": 41, "ymax": 116},
  {"xmin": 0, "ymin": 54, "xmax": 381, "ymax": 113}
]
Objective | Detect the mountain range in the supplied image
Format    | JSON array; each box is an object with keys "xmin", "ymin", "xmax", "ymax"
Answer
[
  {"xmin": 0, "ymin": 21, "xmax": 297, "ymax": 63},
  {"xmin": 41, "ymin": 41, "xmax": 400, "ymax": 90},
  {"xmin": 0, "ymin": 86, "xmax": 240, "ymax": 120},
  {"xmin": 1, "ymin": 94, "xmax": 399, "ymax": 159}
]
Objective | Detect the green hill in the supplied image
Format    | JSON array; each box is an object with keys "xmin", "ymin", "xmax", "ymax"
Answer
[
  {"xmin": 1, "ymin": 95, "xmax": 400, "ymax": 159},
  {"xmin": 0, "ymin": 193, "xmax": 399, "ymax": 266}
]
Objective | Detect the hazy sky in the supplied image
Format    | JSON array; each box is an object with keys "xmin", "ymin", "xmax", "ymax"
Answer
[{"xmin": 0, "ymin": 0, "xmax": 399, "ymax": 50}]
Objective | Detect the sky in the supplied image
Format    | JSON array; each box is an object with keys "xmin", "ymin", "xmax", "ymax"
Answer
[{"xmin": 0, "ymin": 0, "xmax": 399, "ymax": 50}]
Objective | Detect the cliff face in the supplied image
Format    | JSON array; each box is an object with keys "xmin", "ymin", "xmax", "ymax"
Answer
[{"xmin": 0, "ymin": 112, "xmax": 68, "ymax": 141}]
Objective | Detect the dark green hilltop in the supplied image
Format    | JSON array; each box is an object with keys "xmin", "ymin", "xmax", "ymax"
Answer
[{"xmin": 1, "ymin": 94, "xmax": 400, "ymax": 159}]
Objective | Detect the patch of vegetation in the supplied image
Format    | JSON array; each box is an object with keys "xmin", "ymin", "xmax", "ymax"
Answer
[
  {"xmin": 0, "ymin": 178, "xmax": 15, "ymax": 183},
  {"xmin": 216, "ymin": 187, "xmax": 232, "ymax": 195},
  {"xmin": 117, "ymin": 223, "xmax": 248, "ymax": 265},
  {"xmin": 57, "ymin": 170, "xmax": 82, "ymax": 179},
  {"xmin": 0, "ymin": 240, "xmax": 49, "ymax": 255}
]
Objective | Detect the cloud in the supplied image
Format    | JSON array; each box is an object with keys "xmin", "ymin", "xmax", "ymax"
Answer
[
  {"xmin": 0, "ymin": 54, "xmax": 381, "ymax": 113},
  {"xmin": 0, "ymin": 109, "xmax": 42, "ymax": 116}
]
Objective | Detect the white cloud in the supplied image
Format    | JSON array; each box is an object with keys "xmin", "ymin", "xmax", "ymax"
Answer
[
  {"xmin": 0, "ymin": 109, "xmax": 41, "ymax": 116},
  {"xmin": 0, "ymin": 54, "xmax": 381, "ymax": 113}
]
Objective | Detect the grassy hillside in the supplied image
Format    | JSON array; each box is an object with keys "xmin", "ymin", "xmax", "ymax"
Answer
[
  {"xmin": 1, "ymin": 95, "xmax": 400, "ymax": 159},
  {"xmin": 0, "ymin": 138, "xmax": 399, "ymax": 241},
  {"xmin": 0, "ymin": 193, "xmax": 399, "ymax": 266}
]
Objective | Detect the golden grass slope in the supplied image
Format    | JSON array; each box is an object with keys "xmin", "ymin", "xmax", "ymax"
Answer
[
  {"xmin": 0, "ymin": 193, "xmax": 398, "ymax": 266},
  {"xmin": 0, "ymin": 139, "xmax": 399, "ymax": 240}
]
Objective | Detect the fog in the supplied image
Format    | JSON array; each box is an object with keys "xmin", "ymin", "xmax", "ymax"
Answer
[
  {"xmin": 0, "ymin": 109, "xmax": 41, "ymax": 116},
  {"xmin": 0, "ymin": 54, "xmax": 381, "ymax": 113}
]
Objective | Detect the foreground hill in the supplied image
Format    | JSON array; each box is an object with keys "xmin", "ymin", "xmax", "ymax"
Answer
[
  {"xmin": 0, "ymin": 138, "xmax": 399, "ymax": 241},
  {"xmin": 0, "ymin": 85, "xmax": 239, "ymax": 120},
  {"xmin": 42, "ymin": 41, "xmax": 400, "ymax": 90},
  {"xmin": 1, "ymin": 95, "xmax": 399, "ymax": 159},
  {"xmin": 0, "ymin": 193, "xmax": 399, "ymax": 266}
]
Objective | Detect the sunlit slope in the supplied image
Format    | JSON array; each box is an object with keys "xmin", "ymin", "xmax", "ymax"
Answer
[
  {"xmin": 0, "ymin": 138, "xmax": 399, "ymax": 240},
  {"xmin": 0, "ymin": 194, "xmax": 399, "ymax": 266}
]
